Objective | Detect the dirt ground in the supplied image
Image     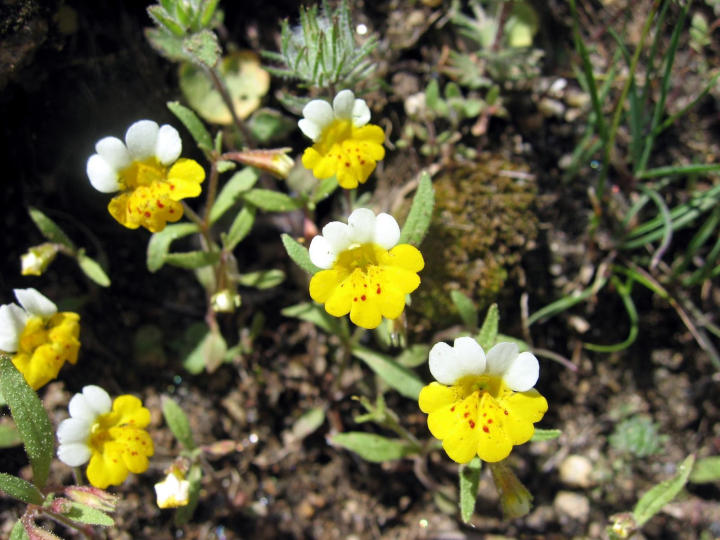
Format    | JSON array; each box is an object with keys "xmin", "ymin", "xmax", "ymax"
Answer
[{"xmin": 1, "ymin": 1, "xmax": 720, "ymax": 538}]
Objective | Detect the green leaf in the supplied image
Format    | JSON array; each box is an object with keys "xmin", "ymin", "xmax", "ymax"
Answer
[
  {"xmin": 451, "ymin": 290, "xmax": 478, "ymax": 332},
  {"xmin": 145, "ymin": 28, "xmax": 187, "ymax": 62},
  {"xmin": 147, "ymin": 5, "xmax": 185, "ymax": 37},
  {"xmin": 351, "ymin": 346, "xmax": 424, "ymax": 400},
  {"xmin": 61, "ymin": 501, "xmax": 114, "ymax": 526},
  {"xmin": 167, "ymin": 101, "xmax": 213, "ymax": 151},
  {"xmin": 476, "ymin": 304, "xmax": 499, "ymax": 350},
  {"xmin": 633, "ymin": 454, "xmax": 694, "ymax": 527},
  {"xmin": 242, "ymin": 189, "xmax": 302, "ymax": 212},
  {"xmin": 0, "ymin": 356, "xmax": 54, "ymax": 489},
  {"xmin": 0, "ymin": 422, "xmax": 22, "ymax": 448},
  {"xmin": 281, "ymin": 302, "xmax": 348, "ymax": 338},
  {"xmin": 164, "ymin": 250, "xmax": 220, "ymax": 270},
  {"xmin": 183, "ymin": 329, "xmax": 227, "ymax": 374},
  {"xmin": 28, "ymin": 208, "xmax": 75, "ymax": 249},
  {"xmin": 531, "ymin": 428, "xmax": 562, "ymax": 442},
  {"xmin": 395, "ymin": 344, "xmax": 430, "ymax": 368},
  {"xmin": 0, "ymin": 473, "xmax": 44, "ymax": 504},
  {"xmin": 425, "ymin": 79, "xmax": 447, "ymax": 116},
  {"xmin": 690, "ymin": 456, "xmax": 720, "ymax": 484},
  {"xmin": 291, "ymin": 407, "xmax": 325, "ymax": 441},
  {"xmin": 10, "ymin": 519, "xmax": 29, "ymax": 540},
  {"xmin": 281, "ymin": 234, "xmax": 321, "ymax": 274},
  {"xmin": 247, "ymin": 108, "xmax": 296, "ymax": 144},
  {"xmin": 235, "ymin": 269, "xmax": 284, "ymax": 289},
  {"xmin": 76, "ymin": 251, "xmax": 110, "ymax": 287},
  {"xmin": 331, "ymin": 432, "xmax": 418, "ymax": 462},
  {"xmin": 162, "ymin": 397, "xmax": 196, "ymax": 450},
  {"xmin": 311, "ymin": 177, "xmax": 339, "ymax": 205},
  {"xmin": 174, "ymin": 464, "xmax": 202, "ymax": 526},
  {"xmin": 182, "ymin": 29, "xmax": 220, "ymax": 67},
  {"xmin": 223, "ymin": 205, "xmax": 256, "ymax": 251},
  {"xmin": 147, "ymin": 223, "xmax": 199, "ymax": 272},
  {"xmin": 398, "ymin": 172, "xmax": 434, "ymax": 246},
  {"xmin": 209, "ymin": 168, "xmax": 259, "ymax": 223},
  {"xmin": 459, "ymin": 458, "xmax": 482, "ymax": 523}
]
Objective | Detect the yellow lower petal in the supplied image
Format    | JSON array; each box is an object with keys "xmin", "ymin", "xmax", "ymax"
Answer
[
  {"xmin": 502, "ymin": 389, "xmax": 548, "ymax": 445},
  {"xmin": 112, "ymin": 395, "xmax": 151, "ymax": 428},
  {"xmin": 167, "ymin": 158, "xmax": 205, "ymax": 200},
  {"xmin": 309, "ymin": 269, "xmax": 342, "ymax": 303},
  {"xmin": 442, "ymin": 420, "xmax": 480, "ymax": 464},
  {"xmin": 419, "ymin": 382, "xmax": 458, "ymax": 413},
  {"xmin": 107, "ymin": 193, "xmax": 139, "ymax": 229},
  {"xmin": 86, "ymin": 446, "xmax": 129, "ymax": 489},
  {"xmin": 388, "ymin": 244, "xmax": 424, "ymax": 273}
]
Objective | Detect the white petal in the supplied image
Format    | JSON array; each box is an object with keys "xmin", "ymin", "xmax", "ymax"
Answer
[
  {"xmin": 57, "ymin": 418, "xmax": 91, "ymax": 444},
  {"xmin": 428, "ymin": 342, "xmax": 459, "ymax": 384},
  {"xmin": 373, "ymin": 213, "xmax": 400, "ymax": 249},
  {"xmin": 429, "ymin": 338, "xmax": 488, "ymax": 385},
  {"xmin": 125, "ymin": 120, "xmax": 159, "ymax": 160},
  {"xmin": 486, "ymin": 342, "xmax": 520, "ymax": 376},
  {"xmin": 502, "ymin": 351, "xmax": 539, "ymax": 392},
  {"xmin": 81, "ymin": 385, "xmax": 112, "ymax": 415},
  {"xmin": 0, "ymin": 304, "xmax": 27, "ymax": 351},
  {"xmin": 453, "ymin": 336, "xmax": 487, "ymax": 374},
  {"xmin": 86, "ymin": 154, "xmax": 120, "ymax": 193},
  {"xmin": 333, "ymin": 89, "xmax": 355, "ymax": 119},
  {"xmin": 14, "ymin": 288, "xmax": 56, "ymax": 318},
  {"xmin": 347, "ymin": 208, "xmax": 376, "ymax": 244},
  {"xmin": 322, "ymin": 221, "xmax": 351, "ymax": 253},
  {"xmin": 298, "ymin": 118, "xmax": 322, "ymax": 141},
  {"xmin": 309, "ymin": 236, "xmax": 336, "ymax": 269},
  {"xmin": 57, "ymin": 442, "xmax": 91, "ymax": 467},
  {"xmin": 95, "ymin": 136, "xmax": 130, "ymax": 170},
  {"xmin": 155, "ymin": 124, "xmax": 182, "ymax": 165},
  {"xmin": 351, "ymin": 98, "xmax": 371, "ymax": 127},
  {"xmin": 302, "ymin": 100, "xmax": 334, "ymax": 131}
]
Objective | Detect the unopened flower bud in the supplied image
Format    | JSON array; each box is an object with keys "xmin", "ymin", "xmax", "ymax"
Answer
[
  {"xmin": 63, "ymin": 485, "xmax": 119, "ymax": 513},
  {"xmin": 211, "ymin": 289, "xmax": 241, "ymax": 313},
  {"xmin": 489, "ymin": 461, "xmax": 533, "ymax": 519},
  {"xmin": 21, "ymin": 243, "xmax": 59, "ymax": 276}
]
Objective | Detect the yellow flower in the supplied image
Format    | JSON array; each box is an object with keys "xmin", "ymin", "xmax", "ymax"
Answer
[
  {"xmin": 86, "ymin": 120, "xmax": 205, "ymax": 233},
  {"xmin": 155, "ymin": 467, "xmax": 191, "ymax": 509},
  {"xmin": 0, "ymin": 288, "xmax": 80, "ymax": 390},
  {"xmin": 419, "ymin": 338, "xmax": 547, "ymax": 463},
  {"xmin": 299, "ymin": 90, "xmax": 385, "ymax": 189},
  {"xmin": 308, "ymin": 208, "xmax": 423, "ymax": 329},
  {"xmin": 57, "ymin": 386, "xmax": 154, "ymax": 489}
]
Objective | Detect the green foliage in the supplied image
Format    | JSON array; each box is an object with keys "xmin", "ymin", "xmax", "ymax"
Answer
[
  {"xmin": 351, "ymin": 346, "xmax": 424, "ymax": 400},
  {"xmin": 331, "ymin": 432, "xmax": 418, "ymax": 462},
  {"xmin": 28, "ymin": 207, "xmax": 74, "ymax": 249},
  {"xmin": 167, "ymin": 101, "xmax": 213, "ymax": 152},
  {"xmin": 609, "ymin": 415, "xmax": 667, "ymax": 458},
  {"xmin": 183, "ymin": 327, "xmax": 228, "ymax": 374},
  {"xmin": 223, "ymin": 205, "xmax": 256, "ymax": 251},
  {"xmin": 398, "ymin": 172, "xmax": 434, "ymax": 246},
  {"xmin": 262, "ymin": 0, "xmax": 377, "ymax": 90},
  {"xmin": 174, "ymin": 465, "xmax": 203, "ymax": 526},
  {"xmin": 690, "ymin": 456, "xmax": 720, "ymax": 483},
  {"xmin": 235, "ymin": 269, "xmax": 285, "ymax": 290},
  {"xmin": 0, "ymin": 422, "xmax": 22, "ymax": 448},
  {"xmin": 210, "ymin": 168, "xmax": 259, "ymax": 223},
  {"xmin": 146, "ymin": 223, "xmax": 200, "ymax": 272},
  {"xmin": 0, "ymin": 473, "xmax": 44, "ymax": 504},
  {"xmin": 531, "ymin": 429, "xmax": 562, "ymax": 442},
  {"xmin": 282, "ymin": 302, "xmax": 349, "ymax": 339},
  {"xmin": 242, "ymin": 189, "xmax": 303, "ymax": 212},
  {"xmin": 76, "ymin": 250, "xmax": 111, "ymax": 287},
  {"xmin": 450, "ymin": 290, "xmax": 479, "ymax": 332},
  {"xmin": 60, "ymin": 501, "xmax": 115, "ymax": 526},
  {"xmin": 281, "ymin": 234, "xmax": 321, "ymax": 275},
  {"xmin": 9, "ymin": 520, "xmax": 28, "ymax": 540},
  {"xmin": 164, "ymin": 250, "xmax": 220, "ymax": 270},
  {"xmin": 459, "ymin": 458, "xmax": 482, "ymax": 523},
  {"xmin": 633, "ymin": 454, "xmax": 694, "ymax": 527},
  {"xmin": 162, "ymin": 397, "xmax": 196, "ymax": 450},
  {"xmin": 476, "ymin": 304, "xmax": 499, "ymax": 350},
  {"xmin": 0, "ymin": 357, "xmax": 54, "ymax": 489}
]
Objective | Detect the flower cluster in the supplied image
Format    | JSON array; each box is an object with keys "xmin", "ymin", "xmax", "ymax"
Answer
[
  {"xmin": 86, "ymin": 120, "xmax": 205, "ymax": 233},
  {"xmin": 57, "ymin": 385, "xmax": 154, "ymax": 489},
  {"xmin": 419, "ymin": 338, "xmax": 547, "ymax": 463},
  {"xmin": 309, "ymin": 208, "xmax": 424, "ymax": 329},
  {"xmin": 299, "ymin": 90, "xmax": 385, "ymax": 189},
  {"xmin": 0, "ymin": 288, "xmax": 80, "ymax": 390}
]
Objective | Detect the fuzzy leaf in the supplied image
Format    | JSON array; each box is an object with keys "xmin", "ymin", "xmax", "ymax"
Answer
[
  {"xmin": 351, "ymin": 346, "xmax": 424, "ymax": 400},
  {"xmin": 10, "ymin": 520, "xmax": 29, "ymax": 540},
  {"xmin": 182, "ymin": 29, "xmax": 220, "ymax": 67},
  {"xmin": 331, "ymin": 432, "xmax": 418, "ymax": 462},
  {"xmin": 531, "ymin": 428, "xmax": 562, "ymax": 442},
  {"xmin": 167, "ymin": 101, "xmax": 213, "ymax": 151},
  {"xmin": 210, "ymin": 168, "xmax": 259, "ymax": 223},
  {"xmin": 0, "ymin": 422, "xmax": 22, "ymax": 448},
  {"xmin": 183, "ymin": 329, "xmax": 227, "ymax": 374},
  {"xmin": 398, "ymin": 172, "xmax": 434, "ymax": 246},
  {"xmin": 242, "ymin": 189, "xmax": 302, "ymax": 212},
  {"xmin": 281, "ymin": 234, "xmax": 321, "ymax": 274},
  {"xmin": 0, "ymin": 357, "xmax": 54, "ymax": 489},
  {"xmin": 235, "ymin": 269, "xmax": 284, "ymax": 289},
  {"xmin": 162, "ymin": 397, "xmax": 196, "ymax": 450},
  {"xmin": 633, "ymin": 454, "xmax": 695, "ymax": 527},
  {"xmin": 451, "ymin": 290, "xmax": 478, "ymax": 332},
  {"xmin": 291, "ymin": 407, "xmax": 325, "ymax": 441},
  {"xmin": 311, "ymin": 177, "xmax": 339, "ymax": 205},
  {"xmin": 223, "ymin": 205, "xmax": 256, "ymax": 251},
  {"xmin": 76, "ymin": 251, "xmax": 110, "ymax": 287},
  {"xmin": 395, "ymin": 344, "xmax": 430, "ymax": 368},
  {"xmin": 0, "ymin": 473, "xmax": 44, "ymax": 504},
  {"xmin": 28, "ymin": 208, "xmax": 74, "ymax": 249},
  {"xmin": 690, "ymin": 456, "xmax": 720, "ymax": 484},
  {"xmin": 476, "ymin": 304, "xmax": 500, "ymax": 350},
  {"xmin": 146, "ymin": 223, "xmax": 199, "ymax": 272},
  {"xmin": 281, "ymin": 302, "xmax": 347, "ymax": 338},
  {"xmin": 147, "ymin": 5, "xmax": 185, "ymax": 37},
  {"xmin": 61, "ymin": 502, "xmax": 114, "ymax": 526},
  {"xmin": 164, "ymin": 250, "xmax": 220, "ymax": 270},
  {"xmin": 145, "ymin": 28, "xmax": 187, "ymax": 62},
  {"xmin": 459, "ymin": 458, "xmax": 482, "ymax": 523}
]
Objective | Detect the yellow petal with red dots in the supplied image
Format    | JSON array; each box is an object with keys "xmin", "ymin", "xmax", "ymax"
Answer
[
  {"xmin": 112, "ymin": 395, "xmax": 151, "ymax": 428},
  {"xmin": 107, "ymin": 193, "xmax": 139, "ymax": 229},
  {"xmin": 166, "ymin": 158, "xmax": 204, "ymax": 200},
  {"xmin": 419, "ymin": 382, "xmax": 457, "ymax": 414},
  {"xmin": 349, "ymin": 295, "xmax": 382, "ymax": 329},
  {"xmin": 503, "ymin": 389, "xmax": 548, "ymax": 444},
  {"xmin": 86, "ymin": 444, "xmax": 129, "ymax": 489}
]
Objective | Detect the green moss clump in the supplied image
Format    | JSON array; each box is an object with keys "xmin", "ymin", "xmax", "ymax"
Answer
[{"xmin": 412, "ymin": 155, "xmax": 538, "ymax": 323}]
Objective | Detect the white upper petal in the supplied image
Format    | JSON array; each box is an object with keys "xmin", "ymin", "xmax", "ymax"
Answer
[
  {"xmin": 347, "ymin": 208, "xmax": 376, "ymax": 244},
  {"xmin": 14, "ymin": 288, "xmax": 57, "ymax": 318},
  {"xmin": 0, "ymin": 304, "xmax": 28, "ymax": 352},
  {"xmin": 373, "ymin": 213, "xmax": 400, "ymax": 249},
  {"xmin": 351, "ymin": 98, "xmax": 371, "ymax": 126},
  {"xmin": 453, "ymin": 336, "xmax": 487, "ymax": 374},
  {"xmin": 429, "ymin": 337, "xmax": 488, "ymax": 385},
  {"xmin": 95, "ymin": 136, "xmax": 130, "ymax": 170},
  {"xmin": 298, "ymin": 118, "xmax": 322, "ymax": 141},
  {"xmin": 125, "ymin": 120, "xmax": 159, "ymax": 160},
  {"xmin": 333, "ymin": 89, "xmax": 355, "ymax": 119},
  {"xmin": 81, "ymin": 385, "xmax": 112, "ymax": 415},
  {"xmin": 57, "ymin": 417, "xmax": 91, "ymax": 444},
  {"xmin": 155, "ymin": 124, "xmax": 182, "ymax": 165},
  {"xmin": 485, "ymin": 342, "xmax": 519, "ymax": 376},
  {"xmin": 86, "ymin": 154, "xmax": 121, "ymax": 193},
  {"xmin": 302, "ymin": 100, "xmax": 334, "ymax": 136},
  {"xmin": 322, "ymin": 221, "xmax": 351, "ymax": 253},
  {"xmin": 57, "ymin": 442, "xmax": 91, "ymax": 467},
  {"xmin": 502, "ymin": 351, "xmax": 539, "ymax": 392},
  {"xmin": 309, "ymin": 235, "xmax": 336, "ymax": 269}
]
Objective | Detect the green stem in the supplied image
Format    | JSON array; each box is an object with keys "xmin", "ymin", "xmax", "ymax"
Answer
[{"xmin": 204, "ymin": 65, "xmax": 255, "ymax": 147}]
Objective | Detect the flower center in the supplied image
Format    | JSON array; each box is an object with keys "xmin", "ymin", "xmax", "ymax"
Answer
[
  {"xmin": 118, "ymin": 157, "xmax": 166, "ymax": 190},
  {"xmin": 334, "ymin": 243, "xmax": 384, "ymax": 275},
  {"xmin": 454, "ymin": 374, "xmax": 508, "ymax": 401},
  {"xmin": 316, "ymin": 119, "xmax": 353, "ymax": 154},
  {"xmin": 18, "ymin": 316, "xmax": 49, "ymax": 354}
]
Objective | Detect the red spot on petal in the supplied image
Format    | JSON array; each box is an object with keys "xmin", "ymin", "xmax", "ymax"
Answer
[
  {"xmin": 469, "ymin": 420, "xmax": 475, "ymax": 429},
  {"xmin": 169, "ymin": 184, "xmax": 175, "ymax": 190},
  {"xmin": 345, "ymin": 162, "xmax": 350, "ymax": 167},
  {"xmin": 144, "ymin": 211, "xmax": 151, "ymax": 218},
  {"xmin": 363, "ymin": 283, "xmax": 367, "ymax": 287},
  {"xmin": 463, "ymin": 412, "xmax": 469, "ymax": 418},
  {"xmin": 504, "ymin": 410, "xmax": 509, "ymax": 415},
  {"xmin": 360, "ymin": 160, "xmax": 366, "ymax": 165},
  {"xmin": 450, "ymin": 406, "xmax": 455, "ymax": 412},
  {"xmin": 488, "ymin": 419, "xmax": 493, "ymax": 424},
  {"xmin": 169, "ymin": 209, "xmax": 174, "ymax": 213},
  {"xmin": 376, "ymin": 287, "xmax": 381, "ymax": 294},
  {"xmin": 157, "ymin": 200, "xmax": 164, "ymax": 208},
  {"xmin": 353, "ymin": 297, "xmax": 358, "ymax": 302},
  {"xmin": 361, "ymin": 295, "xmax": 366, "ymax": 301},
  {"xmin": 482, "ymin": 425, "xmax": 489, "ymax": 433}
]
